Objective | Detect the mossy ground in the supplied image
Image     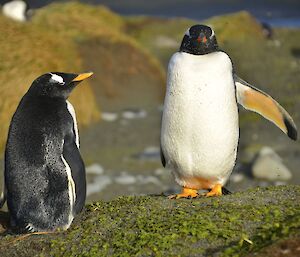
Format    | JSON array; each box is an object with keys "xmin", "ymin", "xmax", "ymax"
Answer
[{"xmin": 0, "ymin": 185, "xmax": 299, "ymax": 256}]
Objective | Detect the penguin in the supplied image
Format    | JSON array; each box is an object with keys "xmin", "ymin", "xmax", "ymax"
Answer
[
  {"xmin": 160, "ymin": 24, "xmax": 297, "ymax": 199},
  {"xmin": 2, "ymin": 72, "xmax": 93, "ymax": 232},
  {"xmin": 2, "ymin": 0, "xmax": 31, "ymax": 22}
]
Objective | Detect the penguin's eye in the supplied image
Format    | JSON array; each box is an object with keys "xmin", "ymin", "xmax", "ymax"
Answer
[{"xmin": 49, "ymin": 73, "xmax": 65, "ymax": 85}]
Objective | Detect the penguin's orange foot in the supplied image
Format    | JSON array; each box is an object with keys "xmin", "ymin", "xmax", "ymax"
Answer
[
  {"xmin": 205, "ymin": 184, "xmax": 222, "ymax": 197},
  {"xmin": 168, "ymin": 187, "xmax": 199, "ymax": 199}
]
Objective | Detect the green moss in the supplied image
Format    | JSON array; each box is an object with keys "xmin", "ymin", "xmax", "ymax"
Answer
[
  {"xmin": 0, "ymin": 186, "xmax": 299, "ymax": 256},
  {"xmin": 205, "ymin": 11, "xmax": 264, "ymax": 43},
  {"xmin": 125, "ymin": 16, "xmax": 195, "ymax": 67},
  {"xmin": 32, "ymin": 2, "xmax": 124, "ymax": 38}
]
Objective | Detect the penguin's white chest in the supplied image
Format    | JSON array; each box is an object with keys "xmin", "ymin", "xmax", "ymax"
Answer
[{"xmin": 161, "ymin": 51, "xmax": 239, "ymax": 188}]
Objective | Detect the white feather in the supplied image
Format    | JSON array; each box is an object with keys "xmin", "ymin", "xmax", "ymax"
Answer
[
  {"xmin": 66, "ymin": 101, "xmax": 79, "ymax": 148},
  {"xmin": 25, "ymin": 223, "xmax": 35, "ymax": 232},
  {"xmin": 161, "ymin": 51, "xmax": 239, "ymax": 189},
  {"xmin": 61, "ymin": 152, "xmax": 75, "ymax": 229},
  {"xmin": 184, "ymin": 28, "xmax": 190, "ymax": 37},
  {"xmin": 210, "ymin": 28, "xmax": 215, "ymax": 39},
  {"xmin": 49, "ymin": 73, "xmax": 65, "ymax": 85}
]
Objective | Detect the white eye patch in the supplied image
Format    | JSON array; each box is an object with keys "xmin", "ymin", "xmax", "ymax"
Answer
[
  {"xmin": 185, "ymin": 28, "xmax": 191, "ymax": 37},
  {"xmin": 49, "ymin": 73, "xmax": 65, "ymax": 85},
  {"xmin": 210, "ymin": 28, "xmax": 215, "ymax": 39}
]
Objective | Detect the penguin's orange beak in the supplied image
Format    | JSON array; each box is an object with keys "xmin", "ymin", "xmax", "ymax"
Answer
[{"xmin": 72, "ymin": 72, "xmax": 93, "ymax": 82}]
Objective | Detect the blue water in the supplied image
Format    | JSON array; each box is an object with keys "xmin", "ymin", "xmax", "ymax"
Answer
[
  {"xmin": 266, "ymin": 18, "xmax": 300, "ymax": 28},
  {"xmin": 2, "ymin": 0, "xmax": 300, "ymax": 28}
]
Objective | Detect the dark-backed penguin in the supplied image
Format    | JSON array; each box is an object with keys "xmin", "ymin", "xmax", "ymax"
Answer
[
  {"xmin": 160, "ymin": 25, "xmax": 297, "ymax": 199},
  {"xmin": 2, "ymin": 72, "xmax": 93, "ymax": 232},
  {"xmin": 2, "ymin": 0, "xmax": 31, "ymax": 22}
]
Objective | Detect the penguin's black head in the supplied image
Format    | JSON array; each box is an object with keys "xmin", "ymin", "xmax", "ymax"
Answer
[
  {"xmin": 180, "ymin": 24, "xmax": 218, "ymax": 55},
  {"xmin": 28, "ymin": 72, "xmax": 93, "ymax": 99}
]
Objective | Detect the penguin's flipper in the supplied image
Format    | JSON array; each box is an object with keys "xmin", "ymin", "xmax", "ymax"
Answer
[
  {"xmin": 160, "ymin": 145, "xmax": 166, "ymax": 167},
  {"xmin": 63, "ymin": 137, "xmax": 86, "ymax": 215},
  {"xmin": 0, "ymin": 178, "xmax": 6, "ymax": 208},
  {"xmin": 234, "ymin": 75, "xmax": 297, "ymax": 140},
  {"xmin": 0, "ymin": 187, "xmax": 6, "ymax": 208}
]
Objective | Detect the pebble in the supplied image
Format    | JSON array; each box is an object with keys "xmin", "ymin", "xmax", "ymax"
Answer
[
  {"xmin": 86, "ymin": 163, "xmax": 104, "ymax": 175},
  {"xmin": 154, "ymin": 168, "xmax": 165, "ymax": 176},
  {"xmin": 274, "ymin": 181, "xmax": 287, "ymax": 186},
  {"xmin": 136, "ymin": 175, "xmax": 161, "ymax": 185},
  {"xmin": 230, "ymin": 173, "xmax": 245, "ymax": 183},
  {"xmin": 136, "ymin": 146, "xmax": 160, "ymax": 161},
  {"xmin": 86, "ymin": 175, "xmax": 112, "ymax": 196},
  {"xmin": 252, "ymin": 147, "xmax": 292, "ymax": 181},
  {"xmin": 122, "ymin": 109, "xmax": 147, "ymax": 119},
  {"xmin": 114, "ymin": 172, "xmax": 137, "ymax": 185},
  {"xmin": 101, "ymin": 112, "xmax": 118, "ymax": 122}
]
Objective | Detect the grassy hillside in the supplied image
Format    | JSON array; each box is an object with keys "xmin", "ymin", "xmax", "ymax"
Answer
[
  {"xmin": 32, "ymin": 2, "xmax": 124, "ymax": 38},
  {"xmin": 0, "ymin": 14, "xmax": 100, "ymax": 153},
  {"xmin": 0, "ymin": 2, "xmax": 166, "ymax": 153},
  {"xmin": 33, "ymin": 2, "xmax": 165, "ymax": 110}
]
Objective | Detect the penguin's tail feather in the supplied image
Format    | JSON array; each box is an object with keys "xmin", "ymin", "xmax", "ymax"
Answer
[{"xmin": 0, "ymin": 186, "xmax": 7, "ymax": 208}]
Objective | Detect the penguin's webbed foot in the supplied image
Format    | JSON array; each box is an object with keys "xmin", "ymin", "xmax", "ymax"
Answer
[
  {"xmin": 168, "ymin": 187, "xmax": 199, "ymax": 199},
  {"xmin": 205, "ymin": 184, "xmax": 222, "ymax": 197}
]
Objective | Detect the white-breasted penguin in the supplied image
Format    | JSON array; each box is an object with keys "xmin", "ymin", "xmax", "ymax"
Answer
[
  {"xmin": 2, "ymin": 72, "xmax": 93, "ymax": 232},
  {"xmin": 2, "ymin": 0, "xmax": 32, "ymax": 22},
  {"xmin": 160, "ymin": 25, "xmax": 297, "ymax": 199}
]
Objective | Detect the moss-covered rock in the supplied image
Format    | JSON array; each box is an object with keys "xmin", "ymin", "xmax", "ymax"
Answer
[
  {"xmin": 0, "ymin": 185, "xmax": 299, "ymax": 256},
  {"xmin": 32, "ymin": 2, "xmax": 165, "ymax": 110},
  {"xmin": 32, "ymin": 2, "xmax": 124, "ymax": 39}
]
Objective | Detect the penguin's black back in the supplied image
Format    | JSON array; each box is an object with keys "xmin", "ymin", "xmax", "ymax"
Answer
[{"xmin": 5, "ymin": 92, "xmax": 85, "ymax": 232}]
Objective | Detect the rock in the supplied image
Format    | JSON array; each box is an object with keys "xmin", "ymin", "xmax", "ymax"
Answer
[
  {"xmin": 101, "ymin": 112, "xmax": 118, "ymax": 122},
  {"xmin": 114, "ymin": 172, "xmax": 162, "ymax": 186},
  {"xmin": 114, "ymin": 172, "xmax": 137, "ymax": 185},
  {"xmin": 136, "ymin": 175, "xmax": 162, "ymax": 186},
  {"xmin": 154, "ymin": 168, "xmax": 165, "ymax": 176},
  {"xmin": 85, "ymin": 163, "xmax": 104, "ymax": 175},
  {"xmin": 246, "ymin": 234, "xmax": 300, "ymax": 257},
  {"xmin": 122, "ymin": 109, "xmax": 147, "ymax": 119},
  {"xmin": 134, "ymin": 146, "xmax": 160, "ymax": 161},
  {"xmin": 154, "ymin": 36, "xmax": 178, "ymax": 48},
  {"xmin": 0, "ymin": 186, "xmax": 299, "ymax": 257},
  {"xmin": 274, "ymin": 181, "xmax": 287, "ymax": 186},
  {"xmin": 252, "ymin": 147, "xmax": 292, "ymax": 181},
  {"xmin": 2, "ymin": 0, "xmax": 29, "ymax": 22},
  {"xmin": 86, "ymin": 175, "xmax": 112, "ymax": 197},
  {"xmin": 230, "ymin": 173, "xmax": 245, "ymax": 183}
]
